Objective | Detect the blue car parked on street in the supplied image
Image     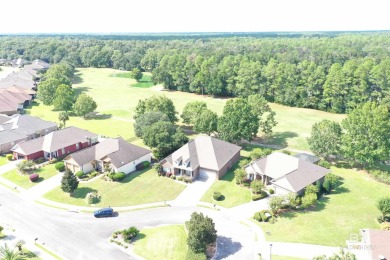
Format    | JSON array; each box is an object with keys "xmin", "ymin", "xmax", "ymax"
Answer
[{"xmin": 94, "ymin": 207, "xmax": 114, "ymax": 218}]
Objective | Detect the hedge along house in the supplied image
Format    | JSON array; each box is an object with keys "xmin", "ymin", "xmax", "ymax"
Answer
[
  {"xmin": 244, "ymin": 152, "xmax": 330, "ymax": 195},
  {"xmin": 63, "ymin": 137, "xmax": 151, "ymax": 174},
  {"xmin": 11, "ymin": 126, "xmax": 98, "ymax": 160},
  {"xmin": 160, "ymin": 136, "xmax": 241, "ymax": 181}
]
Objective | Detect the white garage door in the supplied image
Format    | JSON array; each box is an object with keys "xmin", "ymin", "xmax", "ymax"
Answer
[{"xmin": 199, "ymin": 168, "xmax": 216, "ymax": 181}]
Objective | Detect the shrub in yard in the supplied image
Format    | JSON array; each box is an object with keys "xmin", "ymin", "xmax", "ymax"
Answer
[
  {"xmin": 76, "ymin": 171, "xmax": 84, "ymax": 178},
  {"xmin": 301, "ymin": 192, "xmax": 317, "ymax": 208},
  {"xmin": 50, "ymin": 158, "xmax": 58, "ymax": 164},
  {"xmin": 322, "ymin": 179, "xmax": 331, "ymax": 194},
  {"xmin": 165, "ymin": 172, "xmax": 172, "ymax": 178},
  {"xmin": 269, "ymin": 188, "xmax": 275, "ymax": 194},
  {"xmin": 251, "ymin": 180, "xmax": 264, "ymax": 194},
  {"xmin": 121, "ymin": 226, "xmax": 139, "ymax": 243},
  {"xmin": 317, "ymin": 160, "xmax": 331, "ymax": 169},
  {"xmin": 55, "ymin": 162, "xmax": 65, "ymax": 172},
  {"xmin": 252, "ymin": 191, "xmax": 268, "ymax": 201},
  {"xmin": 29, "ymin": 173, "xmax": 39, "ymax": 182},
  {"xmin": 213, "ymin": 192, "xmax": 223, "ymax": 201},
  {"xmin": 0, "ymin": 226, "xmax": 4, "ymax": 233},
  {"xmin": 170, "ymin": 175, "xmax": 176, "ymax": 180},
  {"xmin": 186, "ymin": 249, "xmax": 207, "ymax": 260},
  {"xmin": 234, "ymin": 168, "xmax": 246, "ymax": 185},
  {"xmin": 253, "ymin": 212, "xmax": 262, "ymax": 222},
  {"xmin": 305, "ymin": 184, "xmax": 319, "ymax": 196},
  {"xmin": 34, "ymin": 157, "xmax": 46, "ymax": 164},
  {"xmin": 111, "ymin": 172, "xmax": 126, "ymax": 181},
  {"xmin": 285, "ymin": 192, "xmax": 300, "ymax": 208},
  {"xmin": 136, "ymin": 161, "xmax": 150, "ymax": 171},
  {"xmin": 177, "ymin": 176, "xmax": 184, "ymax": 181},
  {"xmin": 6, "ymin": 154, "xmax": 13, "ymax": 161},
  {"xmin": 85, "ymin": 192, "xmax": 100, "ymax": 204},
  {"xmin": 369, "ymin": 169, "xmax": 390, "ymax": 185}
]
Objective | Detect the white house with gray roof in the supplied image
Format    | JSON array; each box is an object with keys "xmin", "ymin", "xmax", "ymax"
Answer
[
  {"xmin": 160, "ymin": 136, "xmax": 241, "ymax": 180},
  {"xmin": 64, "ymin": 137, "xmax": 151, "ymax": 174},
  {"xmin": 245, "ymin": 152, "xmax": 330, "ymax": 195}
]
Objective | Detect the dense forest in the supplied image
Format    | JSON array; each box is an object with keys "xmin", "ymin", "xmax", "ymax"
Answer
[{"xmin": 1, "ymin": 32, "xmax": 390, "ymax": 113}]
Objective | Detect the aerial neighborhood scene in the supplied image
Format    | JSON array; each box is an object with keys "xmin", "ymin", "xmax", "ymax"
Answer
[{"xmin": 1, "ymin": 1, "xmax": 390, "ymax": 260}]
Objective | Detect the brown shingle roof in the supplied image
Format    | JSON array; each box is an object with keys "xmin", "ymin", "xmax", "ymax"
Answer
[{"xmin": 162, "ymin": 136, "xmax": 241, "ymax": 172}]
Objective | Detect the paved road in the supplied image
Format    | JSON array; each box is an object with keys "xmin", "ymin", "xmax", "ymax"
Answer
[{"xmin": 0, "ymin": 185, "xmax": 257, "ymax": 260}]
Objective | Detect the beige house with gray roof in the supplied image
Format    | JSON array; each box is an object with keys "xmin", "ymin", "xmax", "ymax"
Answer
[
  {"xmin": 64, "ymin": 137, "xmax": 151, "ymax": 174},
  {"xmin": 160, "ymin": 136, "xmax": 241, "ymax": 180},
  {"xmin": 245, "ymin": 152, "xmax": 330, "ymax": 195}
]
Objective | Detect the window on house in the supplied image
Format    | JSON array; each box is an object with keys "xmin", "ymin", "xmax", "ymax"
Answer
[
  {"xmin": 76, "ymin": 143, "xmax": 79, "ymax": 149},
  {"xmin": 62, "ymin": 148, "xmax": 65, "ymax": 154}
]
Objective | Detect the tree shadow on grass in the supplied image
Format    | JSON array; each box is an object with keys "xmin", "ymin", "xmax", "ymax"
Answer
[
  {"xmin": 71, "ymin": 187, "xmax": 98, "ymax": 199},
  {"xmin": 215, "ymin": 236, "xmax": 242, "ymax": 259},
  {"xmin": 72, "ymin": 73, "xmax": 84, "ymax": 84},
  {"xmin": 257, "ymin": 131, "xmax": 298, "ymax": 148},
  {"xmin": 73, "ymin": 86, "xmax": 92, "ymax": 97},
  {"xmin": 133, "ymin": 232, "xmax": 146, "ymax": 242},
  {"xmin": 178, "ymin": 125, "xmax": 196, "ymax": 135}
]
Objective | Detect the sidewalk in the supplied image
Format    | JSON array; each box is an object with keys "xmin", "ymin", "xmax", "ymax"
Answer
[{"xmin": 0, "ymin": 160, "xmax": 21, "ymax": 175}]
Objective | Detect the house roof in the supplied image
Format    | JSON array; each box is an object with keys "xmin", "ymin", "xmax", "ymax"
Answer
[
  {"xmin": 1, "ymin": 114, "xmax": 57, "ymax": 137},
  {"xmin": 0, "ymin": 79, "xmax": 36, "ymax": 90},
  {"xmin": 64, "ymin": 137, "xmax": 151, "ymax": 168},
  {"xmin": 0, "ymin": 114, "xmax": 10, "ymax": 124},
  {"xmin": 294, "ymin": 153, "xmax": 320, "ymax": 164},
  {"xmin": 365, "ymin": 229, "xmax": 390, "ymax": 260},
  {"xmin": 12, "ymin": 126, "xmax": 97, "ymax": 155},
  {"xmin": 162, "ymin": 136, "xmax": 241, "ymax": 172},
  {"xmin": 0, "ymin": 130, "xmax": 26, "ymax": 146},
  {"xmin": 246, "ymin": 152, "xmax": 330, "ymax": 193},
  {"xmin": 0, "ymin": 89, "xmax": 32, "ymax": 104}
]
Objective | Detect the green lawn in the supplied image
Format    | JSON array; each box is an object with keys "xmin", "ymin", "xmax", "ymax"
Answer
[
  {"xmin": 132, "ymin": 73, "xmax": 154, "ymax": 88},
  {"xmin": 1, "ymin": 164, "xmax": 59, "ymax": 189},
  {"xmin": 0, "ymin": 155, "xmax": 8, "ymax": 166},
  {"xmin": 26, "ymin": 67, "xmax": 345, "ymax": 151},
  {"xmin": 201, "ymin": 161, "xmax": 252, "ymax": 208},
  {"xmin": 43, "ymin": 168, "xmax": 186, "ymax": 207},
  {"xmin": 257, "ymin": 166, "xmax": 390, "ymax": 246},
  {"xmin": 133, "ymin": 225, "xmax": 188, "ymax": 260}
]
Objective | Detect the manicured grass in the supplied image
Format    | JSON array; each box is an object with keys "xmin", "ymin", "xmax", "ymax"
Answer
[
  {"xmin": 109, "ymin": 72, "xmax": 132, "ymax": 78},
  {"xmin": 201, "ymin": 161, "xmax": 252, "ymax": 208},
  {"xmin": 43, "ymin": 168, "xmax": 186, "ymax": 207},
  {"xmin": 133, "ymin": 225, "xmax": 188, "ymax": 260},
  {"xmin": 0, "ymin": 155, "xmax": 8, "ymax": 166},
  {"xmin": 26, "ymin": 67, "xmax": 344, "ymax": 151},
  {"xmin": 1, "ymin": 164, "xmax": 59, "ymax": 189},
  {"xmin": 257, "ymin": 166, "xmax": 390, "ymax": 246},
  {"xmin": 132, "ymin": 73, "xmax": 154, "ymax": 88}
]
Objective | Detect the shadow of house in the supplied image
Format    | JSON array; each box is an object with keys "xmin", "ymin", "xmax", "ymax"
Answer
[{"xmin": 257, "ymin": 131, "xmax": 298, "ymax": 148}]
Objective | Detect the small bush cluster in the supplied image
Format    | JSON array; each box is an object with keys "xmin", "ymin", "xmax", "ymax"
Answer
[
  {"xmin": 109, "ymin": 172, "xmax": 126, "ymax": 182},
  {"xmin": 55, "ymin": 162, "xmax": 65, "ymax": 172},
  {"xmin": 136, "ymin": 161, "xmax": 150, "ymax": 171},
  {"xmin": 29, "ymin": 173, "xmax": 39, "ymax": 182},
  {"xmin": 121, "ymin": 226, "xmax": 139, "ymax": 243},
  {"xmin": 186, "ymin": 248, "xmax": 207, "ymax": 260},
  {"xmin": 170, "ymin": 175, "xmax": 176, "ymax": 180},
  {"xmin": 175, "ymin": 175, "xmax": 192, "ymax": 183},
  {"xmin": 213, "ymin": 192, "xmax": 223, "ymax": 201},
  {"xmin": 268, "ymin": 188, "xmax": 274, "ymax": 194},
  {"xmin": 253, "ymin": 210, "xmax": 273, "ymax": 222},
  {"xmin": 252, "ymin": 191, "xmax": 268, "ymax": 201},
  {"xmin": 6, "ymin": 154, "xmax": 13, "ymax": 161},
  {"xmin": 318, "ymin": 160, "xmax": 331, "ymax": 169},
  {"xmin": 380, "ymin": 222, "xmax": 390, "ymax": 231},
  {"xmin": 85, "ymin": 192, "xmax": 100, "ymax": 204},
  {"xmin": 34, "ymin": 157, "xmax": 46, "ymax": 164},
  {"xmin": 76, "ymin": 171, "xmax": 84, "ymax": 178}
]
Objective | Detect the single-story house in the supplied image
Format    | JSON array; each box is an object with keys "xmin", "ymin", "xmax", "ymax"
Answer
[
  {"xmin": 346, "ymin": 229, "xmax": 390, "ymax": 260},
  {"xmin": 160, "ymin": 136, "xmax": 241, "ymax": 180},
  {"xmin": 245, "ymin": 152, "xmax": 330, "ymax": 195},
  {"xmin": 0, "ymin": 115, "xmax": 57, "ymax": 154},
  {"xmin": 0, "ymin": 89, "xmax": 32, "ymax": 114},
  {"xmin": 64, "ymin": 137, "xmax": 151, "ymax": 175},
  {"xmin": 11, "ymin": 126, "xmax": 98, "ymax": 160}
]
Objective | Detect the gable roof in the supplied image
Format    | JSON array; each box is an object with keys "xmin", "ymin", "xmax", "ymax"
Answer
[
  {"xmin": 12, "ymin": 126, "xmax": 98, "ymax": 155},
  {"xmin": 163, "ymin": 136, "xmax": 241, "ymax": 172},
  {"xmin": 65, "ymin": 137, "xmax": 151, "ymax": 168},
  {"xmin": 246, "ymin": 152, "xmax": 330, "ymax": 193}
]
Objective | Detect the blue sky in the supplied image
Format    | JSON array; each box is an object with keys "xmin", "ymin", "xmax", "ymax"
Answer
[{"xmin": 1, "ymin": 0, "xmax": 389, "ymax": 33}]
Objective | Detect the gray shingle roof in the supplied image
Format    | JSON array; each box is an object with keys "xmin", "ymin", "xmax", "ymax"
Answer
[
  {"xmin": 162, "ymin": 136, "xmax": 241, "ymax": 172},
  {"xmin": 65, "ymin": 137, "xmax": 151, "ymax": 168},
  {"xmin": 1, "ymin": 115, "xmax": 57, "ymax": 137}
]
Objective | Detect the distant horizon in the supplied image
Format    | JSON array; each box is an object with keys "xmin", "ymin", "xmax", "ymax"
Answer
[{"xmin": 1, "ymin": 0, "xmax": 389, "ymax": 34}]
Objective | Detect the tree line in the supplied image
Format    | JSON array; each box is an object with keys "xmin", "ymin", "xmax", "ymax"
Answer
[
  {"xmin": 133, "ymin": 94, "xmax": 276, "ymax": 158},
  {"xmin": 1, "ymin": 33, "xmax": 390, "ymax": 113}
]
